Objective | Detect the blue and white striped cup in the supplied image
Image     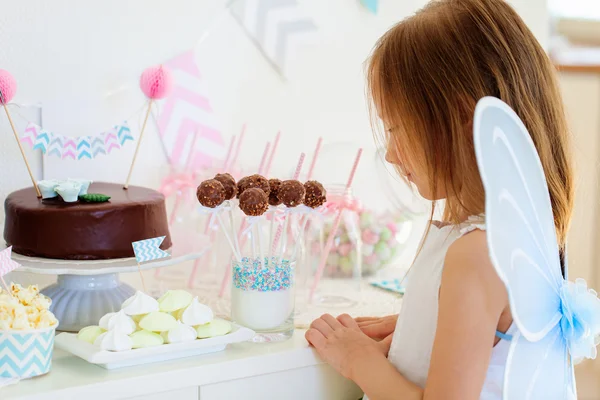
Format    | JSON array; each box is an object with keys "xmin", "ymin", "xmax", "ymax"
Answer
[{"xmin": 0, "ymin": 326, "xmax": 55, "ymax": 378}]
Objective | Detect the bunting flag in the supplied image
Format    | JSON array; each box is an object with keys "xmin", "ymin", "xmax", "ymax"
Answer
[
  {"xmin": 231, "ymin": 0, "xmax": 318, "ymax": 78},
  {"xmin": 360, "ymin": 0, "xmax": 378, "ymax": 14},
  {"xmin": 157, "ymin": 51, "xmax": 225, "ymax": 170},
  {"xmin": 132, "ymin": 236, "xmax": 170, "ymax": 264},
  {"xmin": 21, "ymin": 122, "xmax": 132, "ymax": 160},
  {"xmin": 0, "ymin": 247, "xmax": 20, "ymax": 277}
]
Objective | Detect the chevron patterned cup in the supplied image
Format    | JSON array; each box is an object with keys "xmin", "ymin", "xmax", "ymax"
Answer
[{"xmin": 0, "ymin": 326, "xmax": 55, "ymax": 378}]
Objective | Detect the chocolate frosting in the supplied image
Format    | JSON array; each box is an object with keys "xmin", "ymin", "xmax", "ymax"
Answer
[
  {"xmin": 304, "ymin": 181, "xmax": 327, "ymax": 208},
  {"xmin": 3, "ymin": 182, "xmax": 171, "ymax": 260},
  {"xmin": 197, "ymin": 179, "xmax": 225, "ymax": 208},
  {"xmin": 239, "ymin": 188, "xmax": 269, "ymax": 216},
  {"xmin": 237, "ymin": 174, "xmax": 270, "ymax": 198},
  {"xmin": 213, "ymin": 173, "xmax": 237, "ymax": 200},
  {"xmin": 268, "ymin": 178, "xmax": 282, "ymax": 206},
  {"xmin": 279, "ymin": 180, "xmax": 305, "ymax": 207}
]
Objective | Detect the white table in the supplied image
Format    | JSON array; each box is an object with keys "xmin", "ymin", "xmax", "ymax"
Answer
[{"xmin": 2, "ymin": 330, "xmax": 364, "ymax": 400}]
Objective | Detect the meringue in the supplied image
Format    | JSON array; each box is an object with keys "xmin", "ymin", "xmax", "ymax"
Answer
[
  {"xmin": 176, "ymin": 297, "xmax": 213, "ymax": 326},
  {"xmin": 98, "ymin": 312, "xmax": 116, "ymax": 330},
  {"xmin": 94, "ymin": 330, "xmax": 133, "ymax": 352},
  {"xmin": 77, "ymin": 325, "xmax": 105, "ymax": 344},
  {"xmin": 157, "ymin": 290, "xmax": 193, "ymax": 313},
  {"xmin": 121, "ymin": 291, "xmax": 159, "ymax": 315},
  {"xmin": 98, "ymin": 310, "xmax": 136, "ymax": 335},
  {"xmin": 139, "ymin": 312, "xmax": 177, "ymax": 332},
  {"xmin": 161, "ymin": 321, "xmax": 197, "ymax": 344},
  {"xmin": 196, "ymin": 319, "xmax": 232, "ymax": 339},
  {"xmin": 130, "ymin": 330, "xmax": 164, "ymax": 349}
]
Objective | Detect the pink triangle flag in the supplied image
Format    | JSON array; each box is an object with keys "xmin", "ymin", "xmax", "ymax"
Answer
[{"xmin": 0, "ymin": 247, "xmax": 20, "ymax": 276}]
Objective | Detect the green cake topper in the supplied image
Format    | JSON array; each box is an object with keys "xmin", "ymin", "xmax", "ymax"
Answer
[{"xmin": 79, "ymin": 193, "xmax": 111, "ymax": 203}]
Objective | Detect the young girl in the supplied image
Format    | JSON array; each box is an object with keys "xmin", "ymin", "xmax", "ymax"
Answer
[{"xmin": 305, "ymin": 0, "xmax": 573, "ymax": 399}]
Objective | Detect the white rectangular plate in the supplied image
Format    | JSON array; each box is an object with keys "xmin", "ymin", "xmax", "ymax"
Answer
[{"xmin": 55, "ymin": 324, "xmax": 255, "ymax": 369}]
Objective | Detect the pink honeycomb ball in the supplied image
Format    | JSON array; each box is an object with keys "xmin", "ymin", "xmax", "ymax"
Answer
[
  {"xmin": 140, "ymin": 65, "xmax": 173, "ymax": 99},
  {"xmin": 0, "ymin": 69, "xmax": 17, "ymax": 104}
]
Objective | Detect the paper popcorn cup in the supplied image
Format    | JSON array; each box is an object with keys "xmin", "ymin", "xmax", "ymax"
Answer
[{"xmin": 0, "ymin": 326, "xmax": 55, "ymax": 378}]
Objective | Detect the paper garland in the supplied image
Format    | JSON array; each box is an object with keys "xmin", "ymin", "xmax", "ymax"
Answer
[
  {"xmin": 231, "ymin": 0, "xmax": 318, "ymax": 78},
  {"xmin": 360, "ymin": 0, "xmax": 378, "ymax": 14},
  {"xmin": 21, "ymin": 122, "xmax": 133, "ymax": 160}
]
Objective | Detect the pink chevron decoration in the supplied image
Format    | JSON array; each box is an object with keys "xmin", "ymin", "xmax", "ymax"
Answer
[
  {"xmin": 21, "ymin": 123, "xmax": 39, "ymax": 147},
  {"xmin": 0, "ymin": 247, "xmax": 20, "ymax": 277},
  {"xmin": 62, "ymin": 149, "xmax": 76, "ymax": 160},
  {"xmin": 101, "ymin": 129, "xmax": 121, "ymax": 154},
  {"xmin": 157, "ymin": 51, "xmax": 225, "ymax": 170}
]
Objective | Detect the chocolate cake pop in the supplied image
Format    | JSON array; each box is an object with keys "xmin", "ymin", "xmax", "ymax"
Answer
[
  {"xmin": 236, "ymin": 174, "xmax": 270, "ymax": 198},
  {"xmin": 267, "ymin": 178, "xmax": 282, "ymax": 206},
  {"xmin": 239, "ymin": 188, "xmax": 269, "ymax": 216},
  {"xmin": 213, "ymin": 173, "xmax": 237, "ymax": 200},
  {"xmin": 279, "ymin": 180, "xmax": 305, "ymax": 208},
  {"xmin": 304, "ymin": 181, "xmax": 327, "ymax": 208},
  {"xmin": 196, "ymin": 179, "xmax": 225, "ymax": 208}
]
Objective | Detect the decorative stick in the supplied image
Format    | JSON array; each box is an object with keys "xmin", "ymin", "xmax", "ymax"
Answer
[
  {"xmin": 264, "ymin": 131, "xmax": 281, "ymax": 177},
  {"xmin": 221, "ymin": 135, "xmax": 237, "ymax": 172},
  {"xmin": 309, "ymin": 148, "xmax": 363, "ymax": 301},
  {"xmin": 257, "ymin": 142, "xmax": 271, "ymax": 175},
  {"xmin": 291, "ymin": 216, "xmax": 310, "ymax": 261},
  {"xmin": 126, "ymin": 65, "xmax": 173, "ymax": 189},
  {"xmin": 0, "ymin": 70, "xmax": 41, "ymax": 197},
  {"xmin": 257, "ymin": 218, "xmax": 266, "ymax": 267},
  {"xmin": 307, "ymin": 137, "xmax": 323, "ymax": 180}
]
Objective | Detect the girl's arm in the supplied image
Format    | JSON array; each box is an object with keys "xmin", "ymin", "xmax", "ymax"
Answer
[{"xmin": 307, "ymin": 230, "xmax": 508, "ymax": 400}]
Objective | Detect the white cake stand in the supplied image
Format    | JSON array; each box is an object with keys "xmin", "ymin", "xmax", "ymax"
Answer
[{"xmin": 9, "ymin": 248, "xmax": 209, "ymax": 333}]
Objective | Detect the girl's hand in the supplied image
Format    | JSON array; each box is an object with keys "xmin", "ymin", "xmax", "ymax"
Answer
[
  {"xmin": 355, "ymin": 315, "xmax": 398, "ymax": 340},
  {"xmin": 305, "ymin": 314, "xmax": 386, "ymax": 380}
]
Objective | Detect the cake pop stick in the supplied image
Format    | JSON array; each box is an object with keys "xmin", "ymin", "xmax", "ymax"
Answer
[
  {"xmin": 125, "ymin": 65, "xmax": 173, "ymax": 189},
  {"xmin": 264, "ymin": 131, "xmax": 281, "ymax": 177},
  {"xmin": 309, "ymin": 148, "xmax": 363, "ymax": 301},
  {"xmin": 0, "ymin": 70, "xmax": 41, "ymax": 198}
]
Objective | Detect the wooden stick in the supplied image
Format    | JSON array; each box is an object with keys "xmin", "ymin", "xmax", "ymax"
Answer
[
  {"xmin": 0, "ymin": 276, "xmax": 11, "ymax": 294},
  {"xmin": 124, "ymin": 100, "xmax": 153, "ymax": 189},
  {"xmin": 137, "ymin": 263, "xmax": 148, "ymax": 293},
  {"xmin": 3, "ymin": 106, "xmax": 41, "ymax": 197}
]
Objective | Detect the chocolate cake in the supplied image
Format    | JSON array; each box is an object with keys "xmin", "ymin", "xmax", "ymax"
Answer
[{"xmin": 3, "ymin": 182, "xmax": 171, "ymax": 260}]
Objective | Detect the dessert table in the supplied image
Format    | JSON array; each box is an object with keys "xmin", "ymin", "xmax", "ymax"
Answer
[{"xmin": 2, "ymin": 330, "xmax": 363, "ymax": 400}]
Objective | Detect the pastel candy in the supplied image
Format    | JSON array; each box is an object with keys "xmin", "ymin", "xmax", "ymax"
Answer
[
  {"xmin": 375, "ymin": 243, "xmax": 392, "ymax": 262},
  {"xmin": 362, "ymin": 244, "xmax": 374, "ymax": 257},
  {"xmin": 158, "ymin": 290, "xmax": 194, "ymax": 312},
  {"xmin": 360, "ymin": 212, "xmax": 374, "ymax": 228},
  {"xmin": 139, "ymin": 311, "xmax": 177, "ymax": 332},
  {"xmin": 55, "ymin": 181, "xmax": 82, "ymax": 203},
  {"xmin": 386, "ymin": 222, "xmax": 398, "ymax": 236},
  {"xmin": 339, "ymin": 256, "xmax": 353, "ymax": 272},
  {"xmin": 380, "ymin": 227, "xmax": 392, "ymax": 241},
  {"xmin": 365, "ymin": 253, "xmax": 379, "ymax": 265},
  {"xmin": 130, "ymin": 330, "xmax": 164, "ymax": 348},
  {"xmin": 68, "ymin": 178, "xmax": 92, "ymax": 195},
  {"xmin": 77, "ymin": 325, "xmax": 105, "ymax": 344},
  {"xmin": 362, "ymin": 229, "xmax": 380, "ymax": 245},
  {"xmin": 196, "ymin": 319, "xmax": 232, "ymax": 339},
  {"xmin": 338, "ymin": 243, "xmax": 352, "ymax": 257},
  {"xmin": 38, "ymin": 180, "xmax": 61, "ymax": 199}
]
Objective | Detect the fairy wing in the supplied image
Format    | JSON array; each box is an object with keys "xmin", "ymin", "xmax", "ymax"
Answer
[{"xmin": 473, "ymin": 97, "xmax": 574, "ymax": 399}]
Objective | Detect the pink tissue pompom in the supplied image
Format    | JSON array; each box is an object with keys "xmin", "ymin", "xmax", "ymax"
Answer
[
  {"xmin": 0, "ymin": 69, "xmax": 17, "ymax": 104},
  {"xmin": 139, "ymin": 65, "xmax": 173, "ymax": 99}
]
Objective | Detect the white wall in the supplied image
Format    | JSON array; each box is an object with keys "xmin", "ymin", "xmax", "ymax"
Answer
[{"xmin": 0, "ymin": 0, "xmax": 548, "ymax": 215}]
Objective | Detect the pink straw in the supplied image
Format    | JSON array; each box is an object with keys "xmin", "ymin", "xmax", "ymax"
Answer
[
  {"xmin": 257, "ymin": 142, "xmax": 271, "ymax": 175},
  {"xmin": 306, "ymin": 137, "xmax": 322, "ymax": 180},
  {"xmin": 229, "ymin": 124, "xmax": 246, "ymax": 173},
  {"xmin": 271, "ymin": 153, "xmax": 305, "ymax": 254},
  {"xmin": 221, "ymin": 135, "xmax": 237, "ymax": 172},
  {"xmin": 264, "ymin": 131, "xmax": 281, "ymax": 177},
  {"xmin": 309, "ymin": 148, "xmax": 363, "ymax": 301}
]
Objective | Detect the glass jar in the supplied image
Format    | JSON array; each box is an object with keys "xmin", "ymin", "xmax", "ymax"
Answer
[{"xmin": 230, "ymin": 256, "xmax": 295, "ymax": 342}]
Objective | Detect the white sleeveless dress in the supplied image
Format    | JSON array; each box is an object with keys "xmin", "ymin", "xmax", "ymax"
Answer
[{"xmin": 365, "ymin": 216, "xmax": 515, "ymax": 400}]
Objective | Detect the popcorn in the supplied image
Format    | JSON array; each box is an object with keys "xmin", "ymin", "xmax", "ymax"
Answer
[{"xmin": 0, "ymin": 283, "xmax": 58, "ymax": 330}]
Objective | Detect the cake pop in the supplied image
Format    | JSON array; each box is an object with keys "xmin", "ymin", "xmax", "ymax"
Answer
[
  {"xmin": 196, "ymin": 179, "xmax": 225, "ymax": 208},
  {"xmin": 279, "ymin": 180, "xmax": 305, "ymax": 207},
  {"xmin": 213, "ymin": 173, "xmax": 237, "ymax": 200},
  {"xmin": 304, "ymin": 181, "xmax": 327, "ymax": 208},
  {"xmin": 239, "ymin": 188, "xmax": 269, "ymax": 216},
  {"xmin": 237, "ymin": 174, "xmax": 270, "ymax": 198},
  {"xmin": 268, "ymin": 178, "xmax": 283, "ymax": 206}
]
